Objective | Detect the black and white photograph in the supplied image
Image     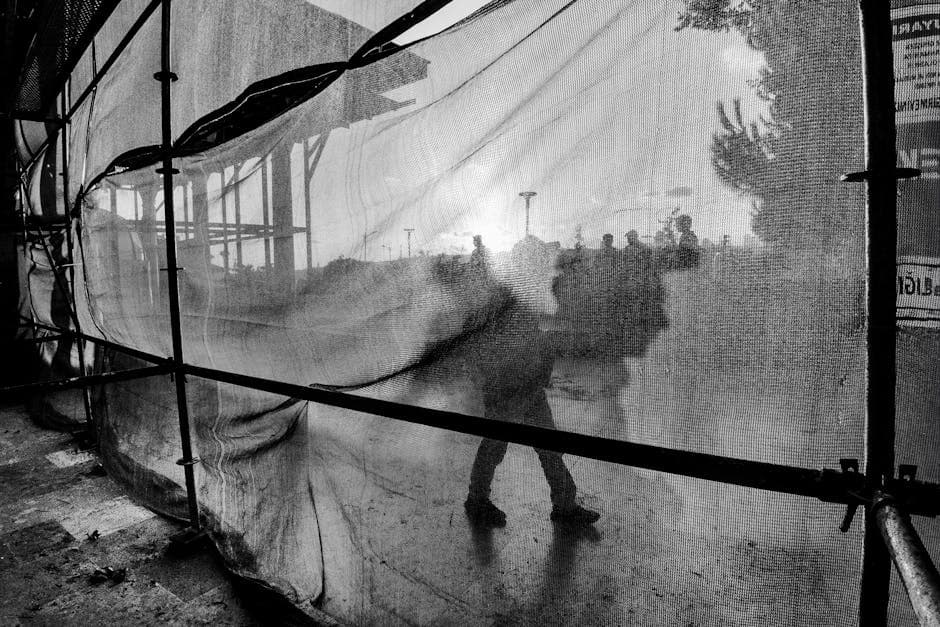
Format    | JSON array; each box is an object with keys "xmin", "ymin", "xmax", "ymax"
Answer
[{"xmin": 1, "ymin": 0, "xmax": 939, "ymax": 625}]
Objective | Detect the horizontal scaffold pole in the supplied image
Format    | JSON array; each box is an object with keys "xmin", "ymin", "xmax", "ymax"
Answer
[
  {"xmin": 19, "ymin": 333, "xmax": 67, "ymax": 344},
  {"xmin": 22, "ymin": 320, "xmax": 172, "ymax": 366},
  {"xmin": 0, "ymin": 216, "xmax": 71, "ymax": 233},
  {"xmin": 184, "ymin": 363, "xmax": 865, "ymax": 504},
  {"xmin": 0, "ymin": 364, "xmax": 173, "ymax": 397}
]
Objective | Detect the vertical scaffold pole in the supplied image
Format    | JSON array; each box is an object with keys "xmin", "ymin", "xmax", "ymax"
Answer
[
  {"xmin": 59, "ymin": 88, "xmax": 96, "ymax": 439},
  {"xmin": 857, "ymin": 1, "xmax": 897, "ymax": 624},
  {"xmin": 157, "ymin": 0, "xmax": 201, "ymax": 533}
]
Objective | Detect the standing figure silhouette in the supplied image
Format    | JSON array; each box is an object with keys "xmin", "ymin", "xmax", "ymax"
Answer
[{"xmin": 463, "ymin": 236, "xmax": 600, "ymax": 528}]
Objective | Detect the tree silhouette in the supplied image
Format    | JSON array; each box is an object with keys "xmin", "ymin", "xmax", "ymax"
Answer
[
  {"xmin": 674, "ymin": 0, "xmax": 753, "ymax": 35},
  {"xmin": 712, "ymin": 98, "xmax": 775, "ymax": 195},
  {"xmin": 676, "ymin": 0, "xmax": 866, "ymax": 251}
]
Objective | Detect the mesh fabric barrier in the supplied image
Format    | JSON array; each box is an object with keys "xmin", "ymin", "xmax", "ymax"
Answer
[
  {"xmin": 97, "ymin": 375, "xmax": 865, "ymax": 625},
  {"xmin": 18, "ymin": 0, "xmax": 929, "ymax": 624},
  {"xmin": 76, "ymin": 0, "xmax": 867, "ymax": 459},
  {"xmin": 13, "ymin": 0, "xmax": 123, "ymax": 116}
]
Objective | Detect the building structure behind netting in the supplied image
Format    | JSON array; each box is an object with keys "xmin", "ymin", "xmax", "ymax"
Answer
[{"xmin": 4, "ymin": 0, "xmax": 940, "ymax": 624}]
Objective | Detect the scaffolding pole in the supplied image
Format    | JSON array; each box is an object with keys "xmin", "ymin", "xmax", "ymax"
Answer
[
  {"xmin": 156, "ymin": 0, "xmax": 202, "ymax": 536},
  {"xmin": 858, "ymin": 0, "xmax": 898, "ymax": 624},
  {"xmin": 872, "ymin": 494, "xmax": 940, "ymax": 626},
  {"xmin": 59, "ymin": 88, "xmax": 97, "ymax": 439},
  {"xmin": 24, "ymin": 319, "xmax": 172, "ymax": 366},
  {"xmin": 177, "ymin": 363, "xmax": 937, "ymax": 510},
  {"xmin": 0, "ymin": 364, "xmax": 173, "ymax": 396}
]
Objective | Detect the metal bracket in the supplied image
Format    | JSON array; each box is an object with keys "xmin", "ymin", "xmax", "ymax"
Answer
[
  {"xmin": 819, "ymin": 460, "xmax": 940, "ymax": 533},
  {"xmin": 887, "ymin": 465, "xmax": 940, "ymax": 517},
  {"xmin": 899, "ymin": 464, "xmax": 917, "ymax": 482},
  {"xmin": 167, "ymin": 526, "xmax": 208, "ymax": 555},
  {"xmin": 155, "ymin": 166, "xmax": 180, "ymax": 175},
  {"xmin": 835, "ymin": 458, "xmax": 864, "ymax": 532},
  {"xmin": 176, "ymin": 457, "xmax": 201, "ymax": 467},
  {"xmin": 153, "ymin": 70, "xmax": 178, "ymax": 82},
  {"xmin": 840, "ymin": 167, "xmax": 921, "ymax": 182}
]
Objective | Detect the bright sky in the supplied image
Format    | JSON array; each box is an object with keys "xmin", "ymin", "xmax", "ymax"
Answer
[
  {"xmin": 285, "ymin": 0, "xmax": 770, "ymax": 264},
  {"xmin": 107, "ymin": 1, "xmax": 770, "ymax": 267}
]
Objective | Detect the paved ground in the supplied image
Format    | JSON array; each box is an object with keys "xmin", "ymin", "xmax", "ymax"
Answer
[{"xmin": 0, "ymin": 401, "xmax": 267, "ymax": 626}]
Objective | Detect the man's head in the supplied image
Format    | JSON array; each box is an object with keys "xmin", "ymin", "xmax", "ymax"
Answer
[
  {"xmin": 676, "ymin": 214, "xmax": 693, "ymax": 233},
  {"xmin": 504, "ymin": 235, "xmax": 561, "ymax": 315},
  {"xmin": 602, "ymin": 233, "xmax": 614, "ymax": 249},
  {"xmin": 473, "ymin": 234, "xmax": 483, "ymax": 248},
  {"xmin": 625, "ymin": 230, "xmax": 640, "ymax": 246}
]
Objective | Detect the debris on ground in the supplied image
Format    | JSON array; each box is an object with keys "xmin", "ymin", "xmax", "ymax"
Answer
[
  {"xmin": 88, "ymin": 566, "xmax": 127, "ymax": 586},
  {"xmin": 84, "ymin": 464, "xmax": 108, "ymax": 477}
]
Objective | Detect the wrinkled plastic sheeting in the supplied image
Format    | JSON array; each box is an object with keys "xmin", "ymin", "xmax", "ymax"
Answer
[
  {"xmin": 94, "ymin": 357, "xmax": 324, "ymax": 603},
  {"xmin": 17, "ymin": 234, "xmax": 95, "ymax": 430},
  {"xmin": 19, "ymin": 233, "xmax": 325, "ymax": 604}
]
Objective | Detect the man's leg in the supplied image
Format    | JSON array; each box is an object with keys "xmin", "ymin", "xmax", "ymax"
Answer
[
  {"xmin": 534, "ymin": 448, "xmax": 577, "ymax": 509},
  {"xmin": 466, "ymin": 438, "xmax": 509, "ymax": 526},
  {"xmin": 468, "ymin": 438, "xmax": 508, "ymax": 501},
  {"xmin": 535, "ymin": 448, "xmax": 600, "ymax": 525},
  {"xmin": 526, "ymin": 392, "xmax": 600, "ymax": 525}
]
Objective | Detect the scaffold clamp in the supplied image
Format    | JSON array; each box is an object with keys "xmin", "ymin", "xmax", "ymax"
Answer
[
  {"xmin": 821, "ymin": 459, "xmax": 940, "ymax": 532},
  {"xmin": 887, "ymin": 466, "xmax": 940, "ymax": 518},
  {"xmin": 836, "ymin": 458, "xmax": 863, "ymax": 532},
  {"xmin": 841, "ymin": 503, "xmax": 860, "ymax": 533},
  {"xmin": 840, "ymin": 167, "xmax": 921, "ymax": 182}
]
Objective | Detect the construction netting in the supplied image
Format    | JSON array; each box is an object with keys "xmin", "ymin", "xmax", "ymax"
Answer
[{"xmin": 12, "ymin": 0, "xmax": 940, "ymax": 624}]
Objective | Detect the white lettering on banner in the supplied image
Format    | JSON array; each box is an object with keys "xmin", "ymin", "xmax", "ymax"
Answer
[
  {"xmin": 894, "ymin": 18, "xmax": 940, "ymax": 37},
  {"xmin": 898, "ymin": 147, "xmax": 940, "ymax": 178},
  {"xmin": 896, "ymin": 97, "xmax": 940, "ymax": 114},
  {"xmin": 897, "ymin": 257, "xmax": 940, "ymax": 326}
]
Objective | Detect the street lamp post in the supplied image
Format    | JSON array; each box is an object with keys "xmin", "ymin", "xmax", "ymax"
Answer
[
  {"xmin": 363, "ymin": 229, "xmax": 378, "ymax": 261},
  {"xmin": 519, "ymin": 191, "xmax": 536, "ymax": 236},
  {"xmin": 382, "ymin": 244, "xmax": 392, "ymax": 261},
  {"xmin": 404, "ymin": 228, "xmax": 415, "ymax": 258}
]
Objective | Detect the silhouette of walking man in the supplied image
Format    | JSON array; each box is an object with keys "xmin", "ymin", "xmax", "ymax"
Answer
[{"xmin": 464, "ymin": 236, "xmax": 600, "ymax": 528}]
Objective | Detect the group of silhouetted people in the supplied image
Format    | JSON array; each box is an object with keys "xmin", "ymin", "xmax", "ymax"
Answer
[{"xmin": 460, "ymin": 220, "xmax": 701, "ymax": 530}]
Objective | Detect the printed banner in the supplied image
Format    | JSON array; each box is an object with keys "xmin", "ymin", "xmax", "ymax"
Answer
[
  {"xmin": 897, "ymin": 256, "xmax": 940, "ymax": 324},
  {"xmin": 894, "ymin": 2, "xmax": 940, "ymax": 327}
]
